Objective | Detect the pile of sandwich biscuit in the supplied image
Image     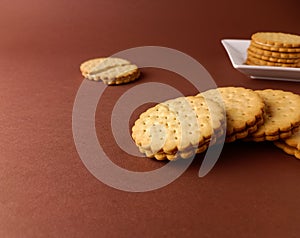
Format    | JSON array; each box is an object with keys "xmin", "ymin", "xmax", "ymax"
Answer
[
  {"xmin": 246, "ymin": 32, "xmax": 300, "ymax": 67},
  {"xmin": 132, "ymin": 87, "xmax": 300, "ymax": 161},
  {"xmin": 79, "ymin": 32, "xmax": 300, "ymax": 161}
]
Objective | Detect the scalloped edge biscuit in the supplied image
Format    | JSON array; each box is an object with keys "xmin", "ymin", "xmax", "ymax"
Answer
[
  {"xmin": 247, "ymin": 48, "xmax": 300, "ymax": 63},
  {"xmin": 80, "ymin": 57, "xmax": 140, "ymax": 85},
  {"xmin": 251, "ymin": 40, "xmax": 300, "ymax": 53},
  {"xmin": 132, "ymin": 95, "xmax": 225, "ymax": 160},
  {"xmin": 227, "ymin": 115, "xmax": 264, "ymax": 143},
  {"xmin": 246, "ymin": 56, "xmax": 300, "ymax": 67},
  {"xmin": 282, "ymin": 129, "xmax": 300, "ymax": 150},
  {"xmin": 248, "ymin": 43, "xmax": 300, "ymax": 58},
  {"xmin": 247, "ymin": 90, "xmax": 300, "ymax": 141},
  {"xmin": 275, "ymin": 141, "xmax": 300, "ymax": 159},
  {"xmin": 252, "ymin": 32, "xmax": 300, "ymax": 48},
  {"xmin": 152, "ymin": 142, "xmax": 210, "ymax": 161},
  {"xmin": 196, "ymin": 87, "xmax": 265, "ymax": 142}
]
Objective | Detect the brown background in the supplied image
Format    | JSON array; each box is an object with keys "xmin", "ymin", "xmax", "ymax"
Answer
[{"xmin": 1, "ymin": 0, "xmax": 300, "ymax": 237}]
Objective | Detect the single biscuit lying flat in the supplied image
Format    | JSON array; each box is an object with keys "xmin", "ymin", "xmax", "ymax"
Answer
[
  {"xmin": 132, "ymin": 95, "xmax": 225, "ymax": 160},
  {"xmin": 196, "ymin": 87, "xmax": 265, "ymax": 142},
  {"xmin": 274, "ymin": 130, "xmax": 300, "ymax": 159},
  {"xmin": 247, "ymin": 89, "xmax": 300, "ymax": 142},
  {"xmin": 80, "ymin": 57, "xmax": 140, "ymax": 85}
]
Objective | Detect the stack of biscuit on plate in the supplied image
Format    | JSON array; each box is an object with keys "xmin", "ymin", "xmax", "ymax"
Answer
[{"xmin": 246, "ymin": 32, "xmax": 300, "ymax": 67}]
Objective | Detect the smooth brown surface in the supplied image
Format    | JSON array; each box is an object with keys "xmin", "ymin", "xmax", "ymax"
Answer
[{"xmin": 1, "ymin": 0, "xmax": 300, "ymax": 237}]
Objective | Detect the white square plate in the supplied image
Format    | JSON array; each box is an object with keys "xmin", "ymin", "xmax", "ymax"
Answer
[{"xmin": 221, "ymin": 39, "xmax": 300, "ymax": 82}]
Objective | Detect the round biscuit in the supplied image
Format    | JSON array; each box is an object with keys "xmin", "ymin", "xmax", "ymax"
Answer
[
  {"xmin": 274, "ymin": 139, "xmax": 300, "ymax": 160},
  {"xmin": 80, "ymin": 57, "xmax": 130, "ymax": 74},
  {"xmin": 246, "ymin": 55, "xmax": 300, "ymax": 67},
  {"xmin": 228, "ymin": 115, "xmax": 264, "ymax": 143},
  {"xmin": 132, "ymin": 95, "xmax": 225, "ymax": 160},
  {"xmin": 280, "ymin": 129, "xmax": 300, "ymax": 150},
  {"xmin": 247, "ymin": 48, "xmax": 300, "ymax": 63},
  {"xmin": 248, "ymin": 43, "xmax": 300, "ymax": 59},
  {"xmin": 251, "ymin": 32, "xmax": 300, "ymax": 48},
  {"xmin": 251, "ymin": 40, "xmax": 300, "ymax": 53},
  {"xmin": 197, "ymin": 87, "xmax": 265, "ymax": 142},
  {"xmin": 152, "ymin": 142, "xmax": 210, "ymax": 161},
  {"xmin": 248, "ymin": 90, "xmax": 300, "ymax": 141},
  {"xmin": 80, "ymin": 57, "xmax": 140, "ymax": 85}
]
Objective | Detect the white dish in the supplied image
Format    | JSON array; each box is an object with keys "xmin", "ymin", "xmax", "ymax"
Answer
[{"xmin": 221, "ymin": 39, "xmax": 300, "ymax": 82}]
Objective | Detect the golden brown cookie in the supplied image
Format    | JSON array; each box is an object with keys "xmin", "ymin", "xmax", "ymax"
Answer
[
  {"xmin": 251, "ymin": 32, "xmax": 300, "ymax": 48},
  {"xmin": 80, "ymin": 57, "xmax": 140, "ymax": 85},
  {"xmin": 251, "ymin": 40, "xmax": 300, "ymax": 53},
  {"xmin": 152, "ymin": 142, "xmax": 210, "ymax": 161},
  {"xmin": 247, "ymin": 48, "xmax": 300, "ymax": 64},
  {"xmin": 132, "ymin": 95, "xmax": 225, "ymax": 160},
  {"xmin": 248, "ymin": 43, "xmax": 300, "ymax": 59},
  {"xmin": 247, "ymin": 89, "xmax": 300, "ymax": 141},
  {"xmin": 274, "ymin": 130, "xmax": 300, "ymax": 159},
  {"xmin": 196, "ymin": 87, "xmax": 265, "ymax": 143},
  {"xmin": 225, "ymin": 121, "xmax": 264, "ymax": 143},
  {"xmin": 246, "ymin": 56, "xmax": 300, "ymax": 67}
]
